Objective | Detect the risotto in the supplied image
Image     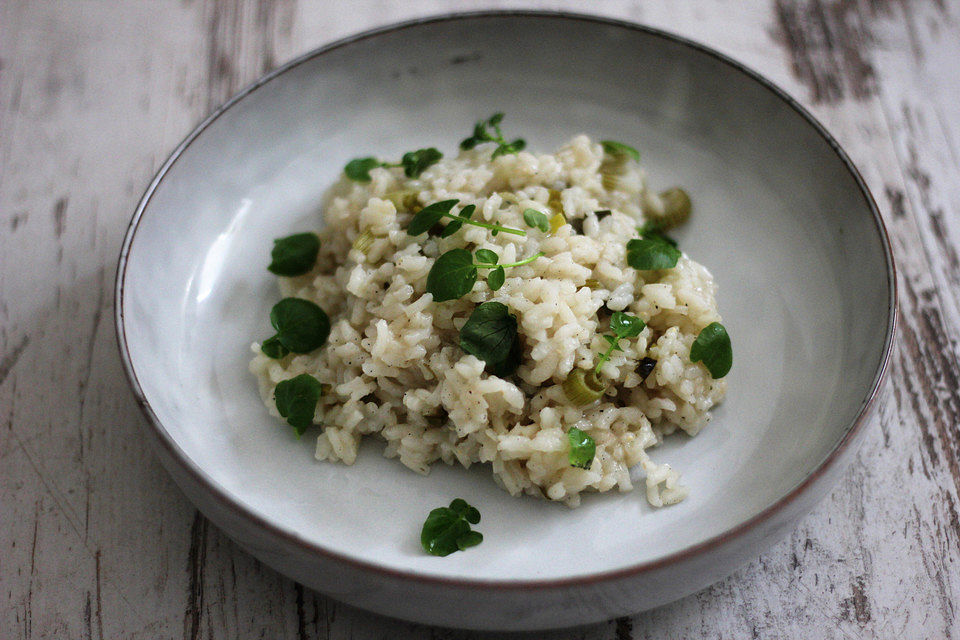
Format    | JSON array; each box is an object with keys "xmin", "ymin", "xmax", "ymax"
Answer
[{"xmin": 250, "ymin": 117, "xmax": 730, "ymax": 508}]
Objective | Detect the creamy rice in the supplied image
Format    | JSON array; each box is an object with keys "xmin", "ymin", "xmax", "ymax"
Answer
[{"xmin": 250, "ymin": 134, "xmax": 727, "ymax": 507}]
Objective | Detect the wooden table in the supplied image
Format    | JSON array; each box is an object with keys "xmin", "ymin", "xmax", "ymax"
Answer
[{"xmin": 3, "ymin": 1, "xmax": 958, "ymax": 637}]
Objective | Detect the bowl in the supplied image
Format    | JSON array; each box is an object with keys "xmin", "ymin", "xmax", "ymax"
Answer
[{"xmin": 115, "ymin": 11, "xmax": 896, "ymax": 630}]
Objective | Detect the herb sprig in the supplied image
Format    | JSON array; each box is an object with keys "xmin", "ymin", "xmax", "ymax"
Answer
[
  {"xmin": 595, "ymin": 311, "xmax": 645, "ymax": 375},
  {"xmin": 426, "ymin": 248, "xmax": 543, "ymax": 301},
  {"xmin": 421, "ymin": 498, "xmax": 483, "ymax": 556},
  {"xmin": 460, "ymin": 113, "xmax": 526, "ymax": 158},
  {"xmin": 408, "ymin": 200, "xmax": 527, "ymax": 238},
  {"xmin": 344, "ymin": 147, "xmax": 443, "ymax": 182}
]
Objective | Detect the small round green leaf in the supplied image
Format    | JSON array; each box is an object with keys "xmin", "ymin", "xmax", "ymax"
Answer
[
  {"xmin": 523, "ymin": 208, "xmax": 550, "ymax": 232},
  {"xmin": 400, "ymin": 147, "xmax": 443, "ymax": 178},
  {"xmin": 487, "ymin": 266, "xmax": 506, "ymax": 291},
  {"xmin": 459, "ymin": 302, "xmax": 518, "ymax": 367},
  {"xmin": 420, "ymin": 498, "xmax": 483, "ymax": 557},
  {"xmin": 344, "ymin": 157, "xmax": 382, "ymax": 182},
  {"xmin": 474, "ymin": 248, "xmax": 499, "ymax": 265},
  {"xmin": 609, "ymin": 311, "xmax": 645, "ymax": 339},
  {"xmin": 270, "ymin": 298, "xmax": 330, "ymax": 353},
  {"xmin": 626, "ymin": 237, "xmax": 681, "ymax": 270},
  {"xmin": 690, "ymin": 322, "xmax": 733, "ymax": 378},
  {"xmin": 260, "ymin": 335, "xmax": 290, "ymax": 359},
  {"xmin": 274, "ymin": 374, "xmax": 323, "ymax": 436},
  {"xmin": 426, "ymin": 248, "xmax": 477, "ymax": 302},
  {"xmin": 268, "ymin": 232, "xmax": 320, "ymax": 276},
  {"xmin": 407, "ymin": 199, "xmax": 459, "ymax": 236}
]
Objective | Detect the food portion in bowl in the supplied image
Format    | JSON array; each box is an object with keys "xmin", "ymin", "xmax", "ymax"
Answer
[{"xmin": 249, "ymin": 114, "xmax": 732, "ymax": 508}]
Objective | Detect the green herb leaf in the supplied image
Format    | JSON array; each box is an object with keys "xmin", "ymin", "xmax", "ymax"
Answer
[
  {"xmin": 487, "ymin": 266, "xmax": 505, "ymax": 290},
  {"xmin": 626, "ymin": 237, "xmax": 681, "ymax": 270},
  {"xmin": 420, "ymin": 498, "xmax": 483, "ymax": 556},
  {"xmin": 523, "ymin": 208, "xmax": 550, "ymax": 232},
  {"xmin": 268, "ymin": 232, "xmax": 320, "ymax": 276},
  {"xmin": 460, "ymin": 302, "xmax": 519, "ymax": 367},
  {"xmin": 690, "ymin": 322, "xmax": 733, "ymax": 378},
  {"xmin": 486, "ymin": 337, "xmax": 522, "ymax": 377},
  {"xmin": 260, "ymin": 335, "xmax": 290, "ymax": 359},
  {"xmin": 474, "ymin": 248, "xmax": 499, "ymax": 265},
  {"xmin": 408, "ymin": 199, "xmax": 459, "ymax": 236},
  {"xmin": 595, "ymin": 312, "xmax": 645, "ymax": 375},
  {"xmin": 344, "ymin": 157, "xmax": 384, "ymax": 182},
  {"xmin": 269, "ymin": 298, "xmax": 331, "ymax": 353},
  {"xmin": 600, "ymin": 140, "xmax": 641, "ymax": 162},
  {"xmin": 460, "ymin": 113, "xmax": 525, "ymax": 158},
  {"xmin": 274, "ymin": 374, "xmax": 323, "ymax": 436},
  {"xmin": 610, "ymin": 311, "xmax": 645, "ymax": 339},
  {"xmin": 638, "ymin": 221, "xmax": 678, "ymax": 247},
  {"xmin": 426, "ymin": 248, "xmax": 477, "ymax": 302},
  {"xmin": 401, "ymin": 147, "xmax": 443, "ymax": 178},
  {"xmin": 567, "ymin": 427, "xmax": 596, "ymax": 469}
]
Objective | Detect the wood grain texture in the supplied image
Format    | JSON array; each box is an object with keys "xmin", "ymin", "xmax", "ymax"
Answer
[{"xmin": 2, "ymin": 0, "xmax": 958, "ymax": 638}]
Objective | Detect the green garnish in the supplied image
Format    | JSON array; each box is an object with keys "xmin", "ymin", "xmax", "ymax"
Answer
[
  {"xmin": 567, "ymin": 427, "xmax": 596, "ymax": 469},
  {"xmin": 274, "ymin": 374, "xmax": 323, "ymax": 436},
  {"xmin": 522, "ymin": 208, "xmax": 550, "ymax": 232},
  {"xmin": 690, "ymin": 322, "xmax": 733, "ymax": 378},
  {"xmin": 487, "ymin": 266, "xmax": 506, "ymax": 290},
  {"xmin": 400, "ymin": 148, "xmax": 443, "ymax": 178},
  {"xmin": 426, "ymin": 248, "xmax": 543, "ymax": 302},
  {"xmin": 407, "ymin": 200, "xmax": 526, "ymax": 238},
  {"xmin": 595, "ymin": 311, "xmax": 645, "ymax": 375},
  {"xmin": 344, "ymin": 147, "xmax": 443, "ymax": 182},
  {"xmin": 344, "ymin": 157, "xmax": 382, "ymax": 182},
  {"xmin": 460, "ymin": 113, "xmax": 526, "ymax": 158},
  {"xmin": 268, "ymin": 232, "xmax": 320, "ymax": 276},
  {"xmin": 655, "ymin": 187, "xmax": 692, "ymax": 229},
  {"xmin": 562, "ymin": 368, "xmax": 606, "ymax": 406},
  {"xmin": 420, "ymin": 498, "xmax": 483, "ymax": 556},
  {"xmin": 600, "ymin": 140, "xmax": 640, "ymax": 162},
  {"xmin": 459, "ymin": 301, "xmax": 521, "ymax": 376},
  {"xmin": 638, "ymin": 220, "xmax": 678, "ymax": 247},
  {"xmin": 262, "ymin": 298, "xmax": 330, "ymax": 358},
  {"xmin": 626, "ymin": 236, "xmax": 681, "ymax": 270}
]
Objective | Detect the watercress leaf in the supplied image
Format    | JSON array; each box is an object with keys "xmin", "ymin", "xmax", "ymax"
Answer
[
  {"xmin": 486, "ymin": 336, "xmax": 522, "ymax": 377},
  {"xmin": 457, "ymin": 531, "xmax": 483, "ymax": 550},
  {"xmin": 523, "ymin": 208, "xmax": 550, "ymax": 232},
  {"xmin": 440, "ymin": 219, "xmax": 463, "ymax": 238},
  {"xmin": 567, "ymin": 427, "xmax": 596, "ymax": 469},
  {"xmin": 487, "ymin": 266, "xmax": 505, "ymax": 291},
  {"xmin": 408, "ymin": 199, "xmax": 459, "ymax": 236},
  {"xmin": 344, "ymin": 157, "xmax": 382, "ymax": 182},
  {"xmin": 474, "ymin": 248, "xmax": 499, "ymax": 265},
  {"xmin": 459, "ymin": 302, "xmax": 518, "ymax": 367},
  {"xmin": 626, "ymin": 237, "xmax": 681, "ymax": 270},
  {"xmin": 459, "ymin": 204, "xmax": 476, "ymax": 219},
  {"xmin": 270, "ymin": 298, "xmax": 331, "ymax": 353},
  {"xmin": 600, "ymin": 140, "xmax": 641, "ymax": 162},
  {"xmin": 268, "ymin": 232, "xmax": 320, "ymax": 276},
  {"xmin": 610, "ymin": 311, "xmax": 645, "ymax": 339},
  {"xmin": 274, "ymin": 374, "xmax": 322, "ymax": 436},
  {"xmin": 638, "ymin": 221, "xmax": 678, "ymax": 247},
  {"xmin": 690, "ymin": 322, "xmax": 733, "ymax": 378},
  {"xmin": 400, "ymin": 147, "xmax": 443, "ymax": 178},
  {"xmin": 603, "ymin": 334, "xmax": 619, "ymax": 348},
  {"xmin": 489, "ymin": 112, "xmax": 504, "ymax": 126},
  {"xmin": 261, "ymin": 335, "xmax": 290, "ymax": 359},
  {"xmin": 420, "ymin": 499, "xmax": 483, "ymax": 556},
  {"xmin": 427, "ymin": 248, "xmax": 477, "ymax": 302}
]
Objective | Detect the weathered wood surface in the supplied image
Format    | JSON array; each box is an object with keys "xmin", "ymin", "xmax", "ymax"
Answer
[{"xmin": 2, "ymin": 0, "xmax": 958, "ymax": 637}]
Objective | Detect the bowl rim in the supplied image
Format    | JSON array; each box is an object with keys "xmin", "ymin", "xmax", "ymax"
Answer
[{"xmin": 114, "ymin": 9, "xmax": 898, "ymax": 590}]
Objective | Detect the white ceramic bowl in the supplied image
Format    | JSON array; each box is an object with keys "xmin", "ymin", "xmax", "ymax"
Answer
[{"xmin": 116, "ymin": 12, "xmax": 896, "ymax": 630}]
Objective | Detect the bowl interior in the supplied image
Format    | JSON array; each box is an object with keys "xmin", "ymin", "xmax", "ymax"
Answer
[{"xmin": 120, "ymin": 15, "xmax": 891, "ymax": 582}]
